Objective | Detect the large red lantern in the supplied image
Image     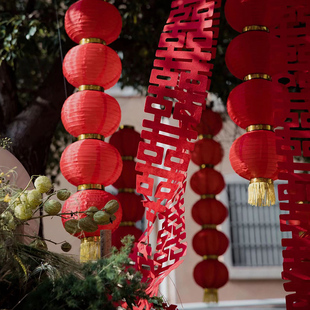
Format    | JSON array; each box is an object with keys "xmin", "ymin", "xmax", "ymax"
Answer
[
  {"xmin": 63, "ymin": 44, "xmax": 122, "ymax": 90},
  {"xmin": 60, "ymin": 139, "xmax": 122, "ymax": 187},
  {"xmin": 193, "ymin": 260, "xmax": 229, "ymax": 302},
  {"xmin": 115, "ymin": 192, "xmax": 144, "ymax": 222},
  {"xmin": 112, "ymin": 226, "xmax": 143, "ymax": 250},
  {"xmin": 65, "ymin": 0, "xmax": 122, "ymax": 45},
  {"xmin": 62, "ymin": 91, "xmax": 121, "ymax": 138}
]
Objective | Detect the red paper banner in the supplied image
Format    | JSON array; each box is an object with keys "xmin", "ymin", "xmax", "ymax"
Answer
[
  {"xmin": 274, "ymin": 1, "xmax": 310, "ymax": 309},
  {"xmin": 132, "ymin": 0, "xmax": 222, "ymax": 308}
]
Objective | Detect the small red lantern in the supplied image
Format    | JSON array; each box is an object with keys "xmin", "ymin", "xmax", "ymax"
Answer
[
  {"xmin": 194, "ymin": 109, "xmax": 222, "ymax": 137},
  {"xmin": 225, "ymin": 31, "xmax": 285, "ymax": 80},
  {"xmin": 62, "ymin": 91, "xmax": 121, "ymax": 138},
  {"xmin": 227, "ymin": 79, "xmax": 285, "ymax": 129},
  {"xmin": 115, "ymin": 192, "xmax": 144, "ymax": 222},
  {"xmin": 224, "ymin": 0, "xmax": 282, "ymax": 33},
  {"xmin": 112, "ymin": 226, "xmax": 143, "ymax": 250},
  {"xmin": 109, "ymin": 126, "xmax": 142, "ymax": 157},
  {"xmin": 112, "ymin": 160, "xmax": 137, "ymax": 190},
  {"xmin": 65, "ymin": 0, "xmax": 122, "ymax": 45},
  {"xmin": 192, "ymin": 198, "xmax": 228, "ymax": 226},
  {"xmin": 193, "ymin": 229, "xmax": 229, "ymax": 257},
  {"xmin": 60, "ymin": 139, "xmax": 122, "ymax": 187},
  {"xmin": 63, "ymin": 44, "xmax": 122, "ymax": 90},
  {"xmin": 191, "ymin": 139, "xmax": 223, "ymax": 167},
  {"xmin": 190, "ymin": 168, "xmax": 225, "ymax": 196},
  {"xmin": 193, "ymin": 260, "xmax": 229, "ymax": 302}
]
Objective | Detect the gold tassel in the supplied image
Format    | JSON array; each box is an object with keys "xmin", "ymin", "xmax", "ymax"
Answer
[
  {"xmin": 248, "ymin": 178, "xmax": 275, "ymax": 207},
  {"xmin": 80, "ymin": 236, "xmax": 101, "ymax": 263},
  {"xmin": 204, "ymin": 288, "xmax": 218, "ymax": 303}
]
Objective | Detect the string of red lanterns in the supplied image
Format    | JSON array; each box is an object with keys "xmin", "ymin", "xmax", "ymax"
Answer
[
  {"xmin": 59, "ymin": 0, "xmax": 123, "ymax": 262},
  {"xmin": 190, "ymin": 108, "xmax": 229, "ymax": 303},
  {"xmin": 225, "ymin": 0, "xmax": 285, "ymax": 206},
  {"xmin": 109, "ymin": 126, "xmax": 145, "ymax": 249}
]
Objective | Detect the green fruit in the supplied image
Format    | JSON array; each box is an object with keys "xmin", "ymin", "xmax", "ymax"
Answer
[
  {"xmin": 30, "ymin": 239, "xmax": 48, "ymax": 251},
  {"xmin": 57, "ymin": 189, "xmax": 71, "ymax": 201},
  {"xmin": 61, "ymin": 242, "xmax": 72, "ymax": 252},
  {"xmin": 85, "ymin": 206, "xmax": 99, "ymax": 218},
  {"xmin": 64, "ymin": 219, "xmax": 81, "ymax": 235},
  {"xmin": 27, "ymin": 189, "xmax": 42, "ymax": 209},
  {"xmin": 14, "ymin": 204, "xmax": 32, "ymax": 220},
  {"xmin": 78, "ymin": 216, "xmax": 98, "ymax": 232},
  {"xmin": 104, "ymin": 200, "xmax": 119, "ymax": 214},
  {"xmin": 44, "ymin": 200, "xmax": 61, "ymax": 215},
  {"xmin": 93, "ymin": 211, "xmax": 111, "ymax": 225},
  {"xmin": 34, "ymin": 176, "xmax": 52, "ymax": 194}
]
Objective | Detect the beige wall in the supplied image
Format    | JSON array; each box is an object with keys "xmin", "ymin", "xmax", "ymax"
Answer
[{"xmin": 44, "ymin": 93, "xmax": 285, "ymax": 304}]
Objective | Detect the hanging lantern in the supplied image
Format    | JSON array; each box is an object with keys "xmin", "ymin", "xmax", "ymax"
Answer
[
  {"xmin": 225, "ymin": 0, "xmax": 286, "ymax": 206},
  {"xmin": 60, "ymin": 139, "xmax": 122, "ymax": 187},
  {"xmin": 62, "ymin": 91, "xmax": 121, "ymax": 138},
  {"xmin": 193, "ymin": 260, "xmax": 229, "ymax": 303},
  {"xmin": 195, "ymin": 109, "xmax": 222, "ymax": 137},
  {"xmin": 224, "ymin": 0, "xmax": 282, "ymax": 33},
  {"xmin": 193, "ymin": 229, "xmax": 229, "ymax": 257},
  {"xmin": 62, "ymin": 190, "xmax": 122, "ymax": 262},
  {"xmin": 109, "ymin": 126, "xmax": 145, "ymax": 249},
  {"xmin": 65, "ymin": 0, "xmax": 122, "ymax": 45},
  {"xmin": 63, "ymin": 44, "xmax": 122, "ymax": 90},
  {"xmin": 190, "ymin": 168, "xmax": 225, "ymax": 196},
  {"xmin": 60, "ymin": 0, "xmax": 123, "ymax": 261},
  {"xmin": 191, "ymin": 139, "xmax": 223, "ymax": 167},
  {"xmin": 192, "ymin": 199, "xmax": 228, "ymax": 226}
]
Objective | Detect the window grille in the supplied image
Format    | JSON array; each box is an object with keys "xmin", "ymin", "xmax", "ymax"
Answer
[{"xmin": 227, "ymin": 183, "xmax": 289, "ymax": 267}]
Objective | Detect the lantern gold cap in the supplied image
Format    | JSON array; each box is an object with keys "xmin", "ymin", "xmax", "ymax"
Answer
[
  {"xmin": 78, "ymin": 134, "xmax": 105, "ymax": 141},
  {"xmin": 79, "ymin": 38, "xmax": 106, "ymax": 45},
  {"xmin": 77, "ymin": 184, "xmax": 105, "ymax": 191},
  {"xmin": 119, "ymin": 125, "xmax": 135, "ymax": 130},
  {"xmin": 78, "ymin": 85, "xmax": 105, "ymax": 92},
  {"xmin": 246, "ymin": 125, "xmax": 274, "ymax": 132},
  {"xmin": 242, "ymin": 25, "xmax": 269, "ymax": 33},
  {"xmin": 244, "ymin": 74, "xmax": 272, "ymax": 81}
]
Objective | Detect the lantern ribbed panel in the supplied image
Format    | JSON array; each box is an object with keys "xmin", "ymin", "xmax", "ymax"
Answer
[
  {"xmin": 225, "ymin": 0, "xmax": 287, "ymax": 206},
  {"xmin": 61, "ymin": 190, "xmax": 122, "ymax": 237},
  {"xmin": 60, "ymin": 139, "xmax": 122, "ymax": 187},
  {"xmin": 227, "ymin": 79, "xmax": 285, "ymax": 129},
  {"xmin": 229, "ymin": 131, "xmax": 279, "ymax": 180},
  {"xmin": 224, "ymin": 0, "xmax": 282, "ymax": 32},
  {"xmin": 110, "ymin": 126, "xmax": 145, "ymax": 249},
  {"xmin": 60, "ymin": 0, "xmax": 123, "ymax": 260},
  {"xmin": 190, "ymin": 107, "xmax": 229, "ymax": 302},
  {"xmin": 225, "ymin": 31, "xmax": 285, "ymax": 80},
  {"xmin": 62, "ymin": 91, "xmax": 121, "ymax": 137},
  {"xmin": 63, "ymin": 44, "xmax": 122, "ymax": 90},
  {"xmin": 65, "ymin": 0, "xmax": 122, "ymax": 45}
]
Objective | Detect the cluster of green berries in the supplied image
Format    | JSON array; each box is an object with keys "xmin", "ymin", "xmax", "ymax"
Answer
[{"xmin": 65, "ymin": 200, "xmax": 119, "ymax": 234}]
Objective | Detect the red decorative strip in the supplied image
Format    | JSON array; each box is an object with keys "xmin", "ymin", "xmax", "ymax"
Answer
[
  {"xmin": 274, "ymin": 1, "xmax": 310, "ymax": 309},
  {"xmin": 133, "ymin": 0, "xmax": 222, "ymax": 308}
]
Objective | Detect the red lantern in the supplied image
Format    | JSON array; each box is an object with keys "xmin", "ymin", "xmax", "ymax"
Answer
[
  {"xmin": 190, "ymin": 168, "xmax": 225, "ymax": 196},
  {"xmin": 63, "ymin": 44, "xmax": 122, "ymax": 90},
  {"xmin": 112, "ymin": 226, "xmax": 143, "ymax": 249},
  {"xmin": 62, "ymin": 91, "xmax": 121, "ymax": 138},
  {"xmin": 192, "ymin": 199, "xmax": 228, "ymax": 226},
  {"xmin": 112, "ymin": 160, "xmax": 137, "ymax": 190},
  {"xmin": 229, "ymin": 130, "xmax": 279, "ymax": 181},
  {"xmin": 109, "ymin": 126, "xmax": 142, "ymax": 157},
  {"xmin": 60, "ymin": 139, "xmax": 122, "ymax": 187},
  {"xmin": 65, "ymin": 0, "xmax": 122, "ymax": 45},
  {"xmin": 224, "ymin": 0, "xmax": 282, "ymax": 33},
  {"xmin": 191, "ymin": 139, "xmax": 223, "ymax": 166},
  {"xmin": 193, "ymin": 229, "xmax": 229, "ymax": 257},
  {"xmin": 193, "ymin": 260, "xmax": 229, "ymax": 302},
  {"xmin": 194, "ymin": 109, "xmax": 222, "ymax": 137},
  {"xmin": 115, "ymin": 192, "xmax": 144, "ymax": 222},
  {"xmin": 225, "ymin": 31, "xmax": 285, "ymax": 80},
  {"xmin": 227, "ymin": 79, "xmax": 285, "ymax": 129},
  {"xmin": 61, "ymin": 190, "xmax": 122, "ymax": 238}
]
